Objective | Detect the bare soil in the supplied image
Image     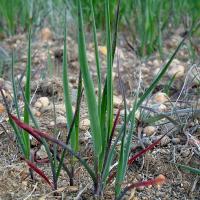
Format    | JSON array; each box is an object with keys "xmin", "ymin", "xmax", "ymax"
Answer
[{"xmin": 0, "ymin": 29, "xmax": 200, "ymax": 199}]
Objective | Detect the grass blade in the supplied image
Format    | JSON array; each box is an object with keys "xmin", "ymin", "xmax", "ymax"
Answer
[
  {"xmin": 102, "ymin": 108, "xmax": 121, "ymax": 171},
  {"xmin": 74, "ymin": 71, "xmax": 82, "ymax": 148},
  {"xmin": 144, "ymin": 113, "xmax": 179, "ymax": 126},
  {"xmin": 66, "ymin": 72, "xmax": 82, "ymax": 145},
  {"xmin": 112, "ymin": 0, "xmax": 121, "ymax": 61},
  {"xmin": 11, "ymin": 52, "xmax": 20, "ymax": 119},
  {"xmin": 62, "ymin": 11, "xmax": 77, "ymax": 151},
  {"xmin": 0, "ymin": 89, "xmax": 26, "ymax": 155},
  {"xmin": 77, "ymin": 0, "xmax": 102, "ymax": 162},
  {"xmin": 105, "ymin": 0, "xmax": 113, "ymax": 136},
  {"xmin": 176, "ymin": 164, "xmax": 200, "ymax": 175},
  {"xmin": 90, "ymin": 0, "xmax": 101, "ymax": 116},
  {"xmin": 115, "ymin": 55, "xmax": 127, "ymax": 196},
  {"xmin": 23, "ymin": 25, "xmax": 32, "ymax": 158},
  {"xmin": 56, "ymin": 73, "xmax": 83, "ymax": 180}
]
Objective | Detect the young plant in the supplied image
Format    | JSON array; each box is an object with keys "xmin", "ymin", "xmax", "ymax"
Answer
[
  {"xmin": 76, "ymin": 0, "xmax": 181, "ymax": 197},
  {"xmin": 4, "ymin": 1, "xmax": 199, "ymax": 199},
  {"xmin": 23, "ymin": 25, "xmax": 32, "ymax": 159}
]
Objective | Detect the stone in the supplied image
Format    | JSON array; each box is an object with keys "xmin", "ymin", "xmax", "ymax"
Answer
[
  {"xmin": 80, "ymin": 119, "xmax": 90, "ymax": 131},
  {"xmin": 34, "ymin": 101, "xmax": 42, "ymax": 109},
  {"xmin": 155, "ymin": 174, "xmax": 166, "ymax": 187},
  {"xmin": 50, "ymin": 121, "xmax": 55, "ymax": 126},
  {"xmin": 98, "ymin": 46, "xmax": 107, "ymax": 56},
  {"xmin": 35, "ymin": 97, "xmax": 50, "ymax": 110},
  {"xmin": 0, "ymin": 103, "xmax": 5, "ymax": 113},
  {"xmin": 35, "ymin": 111, "xmax": 41, "ymax": 117},
  {"xmin": 1, "ymin": 89, "xmax": 12, "ymax": 102},
  {"xmin": 171, "ymin": 138, "xmax": 181, "ymax": 144},
  {"xmin": 153, "ymin": 92, "xmax": 169, "ymax": 104},
  {"xmin": 32, "ymin": 107, "xmax": 41, "ymax": 117},
  {"xmin": 56, "ymin": 115, "xmax": 66, "ymax": 125},
  {"xmin": 113, "ymin": 95, "xmax": 122, "ymax": 108},
  {"xmin": 153, "ymin": 68, "xmax": 160, "ymax": 76},
  {"xmin": 157, "ymin": 104, "xmax": 167, "ymax": 112},
  {"xmin": 38, "ymin": 97, "xmax": 50, "ymax": 108},
  {"xmin": 143, "ymin": 126, "xmax": 156, "ymax": 136},
  {"xmin": 168, "ymin": 59, "xmax": 185, "ymax": 78},
  {"xmin": 147, "ymin": 60, "xmax": 153, "ymax": 65},
  {"xmin": 135, "ymin": 109, "xmax": 141, "ymax": 120},
  {"xmin": 37, "ymin": 145, "xmax": 47, "ymax": 159},
  {"xmin": 153, "ymin": 59, "xmax": 161, "ymax": 67},
  {"xmin": 160, "ymin": 135, "xmax": 171, "ymax": 146},
  {"xmin": 40, "ymin": 27, "xmax": 53, "ymax": 41},
  {"xmin": 4, "ymin": 80, "xmax": 12, "ymax": 92}
]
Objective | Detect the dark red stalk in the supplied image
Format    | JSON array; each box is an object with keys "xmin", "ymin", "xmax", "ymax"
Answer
[
  {"xmin": 109, "ymin": 108, "xmax": 121, "ymax": 148},
  {"xmin": 116, "ymin": 175, "xmax": 166, "ymax": 200},
  {"xmin": 35, "ymin": 158, "xmax": 49, "ymax": 164},
  {"xmin": 108, "ymin": 170, "xmax": 116, "ymax": 183},
  {"xmin": 128, "ymin": 132, "xmax": 168, "ymax": 165},
  {"xmin": 102, "ymin": 108, "xmax": 121, "ymax": 171},
  {"xmin": 10, "ymin": 114, "xmax": 67, "ymax": 148},
  {"xmin": 10, "ymin": 114, "xmax": 42, "ymax": 142},
  {"xmin": 108, "ymin": 132, "xmax": 168, "ymax": 182},
  {"xmin": 23, "ymin": 158, "xmax": 53, "ymax": 188},
  {"xmin": 10, "ymin": 113, "xmax": 97, "ymax": 184}
]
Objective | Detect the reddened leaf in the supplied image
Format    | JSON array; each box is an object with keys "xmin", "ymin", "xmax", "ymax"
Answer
[{"xmin": 23, "ymin": 158, "xmax": 53, "ymax": 188}]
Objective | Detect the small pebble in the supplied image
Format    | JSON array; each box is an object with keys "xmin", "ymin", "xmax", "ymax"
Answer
[
  {"xmin": 80, "ymin": 119, "xmax": 90, "ymax": 131},
  {"xmin": 153, "ymin": 59, "xmax": 161, "ymax": 67},
  {"xmin": 143, "ymin": 126, "xmax": 156, "ymax": 136},
  {"xmin": 153, "ymin": 92, "xmax": 169, "ymax": 104},
  {"xmin": 171, "ymin": 138, "xmax": 181, "ymax": 144},
  {"xmin": 56, "ymin": 115, "xmax": 66, "ymax": 125},
  {"xmin": 34, "ymin": 97, "xmax": 50, "ymax": 110},
  {"xmin": 168, "ymin": 59, "xmax": 185, "ymax": 78},
  {"xmin": 38, "ymin": 97, "xmax": 50, "ymax": 108},
  {"xmin": 50, "ymin": 121, "xmax": 55, "ymax": 126},
  {"xmin": 34, "ymin": 101, "xmax": 42, "ymax": 109},
  {"xmin": 180, "ymin": 149, "xmax": 191, "ymax": 158},
  {"xmin": 113, "ymin": 95, "xmax": 122, "ymax": 108},
  {"xmin": 133, "ymin": 109, "xmax": 140, "ymax": 121},
  {"xmin": 32, "ymin": 107, "xmax": 41, "ymax": 117},
  {"xmin": 0, "ymin": 103, "xmax": 5, "ymax": 113},
  {"xmin": 157, "ymin": 104, "xmax": 167, "ymax": 112},
  {"xmin": 160, "ymin": 135, "xmax": 171, "ymax": 146},
  {"xmin": 156, "ymin": 174, "xmax": 166, "ymax": 186},
  {"xmin": 98, "ymin": 46, "xmax": 107, "ymax": 56},
  {"xmin": 147, "ymin": 60, "xmax": 153, "ymax": 65},
  {"xmin": 21, "ymin": 181, "xmax": 28, "ymax": 188},
  {"xmin": 37, "ymin": 145, "xmax": 48, "ymax": 159},
  {"xmin": 1, "ymin": 89, "xmax": 12, "ymax": 102},
  {"xmin": 153, "ymin": 68, "xmax": 160, "ymax": 76},
  {"xmin": 40, "ymin": 27, "xmax": 53, "ymax": 41}
]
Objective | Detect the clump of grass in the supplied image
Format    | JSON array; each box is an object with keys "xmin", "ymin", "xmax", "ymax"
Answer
[
  {"xmin": 2, "ymin": 0, "xmax": 200, "ymax": 199},
  {"xmin": 7, "ymin": 26, "xmax": 32, "ymax": 160}
]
